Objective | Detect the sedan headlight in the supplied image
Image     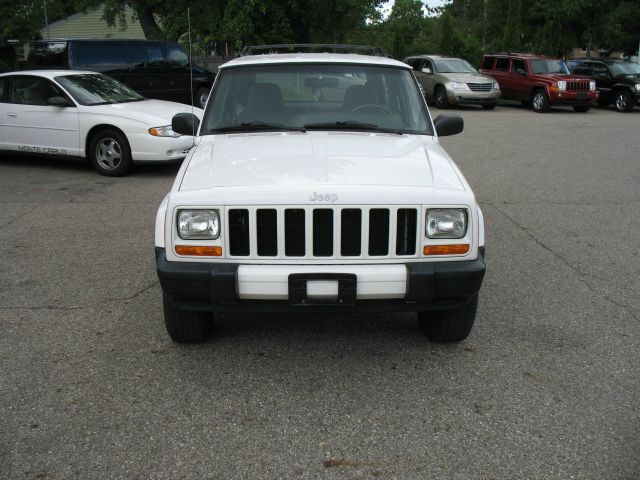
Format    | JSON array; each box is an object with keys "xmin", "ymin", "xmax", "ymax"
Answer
[
  {"xmin": 493, "ymin": 82, "xmax": 500, "ymax": 90},
  {"xmin": 448, "ymin": 81, "xmax": 469, "ymax": 91},
  {"xmin": 426, "ymin": 209, "xmax": 467, "ymax": 239},
  {"xmin": 149, "ymin": 125, "xmax": 181, "ymax": 137},
  {"xmin": 557, "ymin": 81, "xmax": 567, "ymax": 91},
  {"xmin": 177, "ymin": 210, "xmax": 220, "ymax": 239}
]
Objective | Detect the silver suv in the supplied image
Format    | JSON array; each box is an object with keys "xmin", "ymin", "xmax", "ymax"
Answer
[{"xmin": 404, "ymin": 55, "xmax": 500, "ymax": 110}]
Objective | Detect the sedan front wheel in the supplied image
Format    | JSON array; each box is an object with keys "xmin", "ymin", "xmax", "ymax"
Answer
[{"xmin": 89, "ymin": 129, "xmax": 132, "ymax": 176}]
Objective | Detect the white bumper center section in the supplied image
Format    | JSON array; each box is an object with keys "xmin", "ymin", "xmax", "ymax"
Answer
[{"xmin": 237, "ymin": 264, "xmax": 407, "ymax": 300}]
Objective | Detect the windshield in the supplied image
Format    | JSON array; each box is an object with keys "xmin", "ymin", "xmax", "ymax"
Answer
[
  {"xmin": 530, "ymin": 60, "xmax": 570, "ymax": 75},
  {"xmin": 609, "ymin": 63, "xmax": 640, "ymax": 76},
  {"xmin": 203, "ymin": 64, "xmax": 431, "ymax": 135},
  {"xmin": 434, "ymin": 59, "xmax": 477, "ymax": 74},
  {"xmin": 55, "ymin": 74, "xmax": 144, "ymax": 105}
]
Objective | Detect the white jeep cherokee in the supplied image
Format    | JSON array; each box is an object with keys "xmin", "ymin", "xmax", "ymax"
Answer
[{"xmin": 155, "ymin": 47, "xmax": 485, "ymax": 343}]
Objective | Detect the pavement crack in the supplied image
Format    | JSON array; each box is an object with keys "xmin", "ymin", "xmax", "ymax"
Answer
[
  {"xmin": 108, "ymin": 280, "xmax": 160, "ymax": 302},
  {"xmin": 0, "ymin": 305, "xmax": 92, "ymax": 311},
  {"xmin": 0, "ymin": 204, "xmax": 41, "ymax": 230}
]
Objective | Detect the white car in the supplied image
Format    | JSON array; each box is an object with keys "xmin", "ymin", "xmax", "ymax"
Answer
[
  {"xmin": 155, "ymin": 47, "xmax": 486, "ymax": 344},
  {"xmin": 0, "ymin": 70, "xmax": 203, "ymax": 176}
]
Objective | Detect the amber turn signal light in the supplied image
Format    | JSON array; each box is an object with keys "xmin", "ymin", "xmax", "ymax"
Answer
[
  {"xmin": 175, "ymin": 245, "xmax": 222, "ymax": 256},
  {"xmin": 423, "ymin": 244, "xmax": 470, "ymax": 256}
]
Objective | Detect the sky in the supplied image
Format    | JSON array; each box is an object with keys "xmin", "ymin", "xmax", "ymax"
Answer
[{"xmin": 379, "ymin": 0, "xmax": 450, "ymax": 18}]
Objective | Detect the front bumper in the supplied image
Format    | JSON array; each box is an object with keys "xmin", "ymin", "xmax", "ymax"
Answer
[
  {"xmin": 127, "ymin": 132, "xmax": 195, "ymax": 162},
  {"xmin": 549, "ymin": 90, "xmax": 598, "ymax": 106},
  {"xmin": 156, "ymin": 247, "xmax": 486, "ymax": 312},
  {"xmin": 446, "ymin": 89, "xmax": 500, "ymax": 106}
]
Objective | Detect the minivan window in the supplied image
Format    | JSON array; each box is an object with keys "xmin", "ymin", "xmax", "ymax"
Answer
[
  {"xmin": 434, "ymin": 59, "xmax": 476, "ymax": 73},
  {"xmin": 167, "ymin": 45, "xmax": 189, "ymax": 67},
  {"xmin": 146, "ymin": 45, "xmax": 164, "ymax": 67},
  {"xmin": 78, "ymin": 43, "xmax": 128, "ymax": 67},
  {"xmin": 28, "ymin": 42, "xmax": 67, "ymax": 68},
  {"xmin": 130, "ymin": 44, "xmax": 146, "ymax": 69}
]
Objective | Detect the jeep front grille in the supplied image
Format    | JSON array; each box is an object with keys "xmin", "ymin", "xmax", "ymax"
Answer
[
  {"xmin": 567, "ymin": 81, "xmax": 590, "ymax": 92},
  {"xmin": 467, "ymin": 83, "xmax": 492, "ymax": 92},
  {"xmin": 226, "ymin": 206, "xmax": 418, "ymax": 260}
]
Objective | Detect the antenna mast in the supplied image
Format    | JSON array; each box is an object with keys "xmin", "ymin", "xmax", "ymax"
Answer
[{"xmin": 188, "ymin": 8, "xmax": 195, "ymax": 141}]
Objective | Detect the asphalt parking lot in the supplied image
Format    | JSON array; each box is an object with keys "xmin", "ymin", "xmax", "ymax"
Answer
[{"xmin": 1, "ymin": 103, "xmax": 639, "ymax": 479}]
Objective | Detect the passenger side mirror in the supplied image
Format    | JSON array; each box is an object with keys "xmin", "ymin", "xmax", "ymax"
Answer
[
  {"xmin": 433, "ymin": 114, "xmax": 463, "ymax": 137},
  {"xmin": 47, "ymin": 96, "xmax": 69, "ymax": 107},
  {"xmin": 421, "ymin": 67, "xmax": 432, "ymax": 74},
  {"xmin": 172, "ymin": 113, "xmax": 200, "ymax": 136}
]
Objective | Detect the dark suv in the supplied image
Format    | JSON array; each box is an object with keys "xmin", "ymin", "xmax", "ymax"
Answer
[
  {"xmin": 480, "ymin": 53, "xmax": 598, "ymax": 112},
  {"xmin": 27, "ymin": 39, "xmax": 216, "ymax": 108},
  {"xmin": 567, "ymin": 58, "xmax": 640, "ymax": 112}
]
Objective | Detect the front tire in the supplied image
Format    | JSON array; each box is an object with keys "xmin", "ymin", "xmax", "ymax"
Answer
[
  {"xmin": 418, "ymin": 295, "xmax": 478, "ymax": 342},
  {"xmin": 163, "ymin": 293, "xmax": 213, "ymax": 343},
  {"xmin": 196, "ymin": 87, "xmax": 210, "ymax": 109},
  {"xmin": 573, "ymin": 105, "xmax": 590, "ymax": 112},
  {"xmin": 614, "ymin": 90, "xmax": 634, "ymax": 112},
  {"xmin": 531, "ymin": 89, "xmax": 550, "ymax": 113},
  {"xmin": 434, "ymin": 86, "xmax": 449, "ymax": 109},
  {"xmin": 88, "ymin": 129, "xmax": 132, "ymax": 176}
]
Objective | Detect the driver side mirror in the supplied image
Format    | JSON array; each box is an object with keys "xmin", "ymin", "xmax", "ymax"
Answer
[
  {"xmin": 421, "ymin": 67, "xmax": 432, "ymax": 74},
  {"xmin": 433, "ymin": 114, "xmax": 463, "ymax": 137},
  {"xmin": 172, "ymin": 113, "xmax": 200, "ymax": 136},
  {"xmin": 47, "ymin": 96, "xmax": 69, "ymax": 107}
]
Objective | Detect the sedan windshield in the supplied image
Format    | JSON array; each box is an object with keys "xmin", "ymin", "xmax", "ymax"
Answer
[
  {"xmin": 530, "ymin": 60, "xmax": 570, "ymax": 75},
  {"xmin": 434, "ymin": 59, "xmax": 477, "ymax": 73},
  {"xmin": 609, "ymin": 63, "xmax": 640, "ymax": 76},
  {"xmin": 55, "ymin": 74, "xmax": 144, "ymax": 105},
  {"xmin": 203, "ymin": 64, "xmax": 432, "ymax": 135}
]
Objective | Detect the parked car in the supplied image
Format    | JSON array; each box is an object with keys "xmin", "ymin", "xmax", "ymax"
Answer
[
  {"xmin": 404, "ymin": 54, "xmax": 500, "ymax": 109},
  {"xmin": 0, "ymin": 70, "xmax": 203, "ymax": 176},
  {"xmin": 27, "ymin": 39, "xmax": 216, "ymax": 109},
  {"xmin": 480, "ymin": 52, "xmax": 598, "ymax": 112},
  {"xmin": 155, "ymin": 46, "xmax": 486, "ymax": 344},
  {"xmin": 567, "ymin": 58, "xmax": 640, "ymax": 112}
]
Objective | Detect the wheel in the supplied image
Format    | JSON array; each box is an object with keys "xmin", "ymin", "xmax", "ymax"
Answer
[
  {"xmin": 573, "ymin": 105, "xmax": 590, "ymax": 113},
  {"xmin": 196, "ymin": 87, "xmax": 210, "ymax": 109},
  {"xmin": 88, "ymin": 128, "xmax": 132, "ymax": 176},
  {"xmin": 434, "ymin": 86, "xmax": 449, "ymax": 109},
  {"xmin": 163, "ymin": 293, "xmax": 213, "ymax": 343},
  {"xmin": 614, "ymin": 90, "xmax": 634, "ymax": 112},
  {"xmin": 350, "ymin": 103, "xmax": 392, "ymax": 114},
  {"xmin": 481, "ymin": 104, "xmax": 496, "ymax": 110},
  {"xmin": 531, "ymin": 90, "xmax": 550, "ymax": 113},
  {"xmin": 418, "ymin": 295, "xmax": 478, "ymax": 342}
]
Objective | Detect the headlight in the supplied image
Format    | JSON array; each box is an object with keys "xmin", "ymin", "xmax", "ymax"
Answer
[
  {"xmin": 426, "ymin": 209, "xmax": 467, "ymax": 239},
  {"xmin": 448, "ymin": 81, "xmax": 469, "ymax": 91},
  {"xmin": 590, "ymin": 81, "xmax": 597, "ymax": 91},
  {"xmin": 177, "ymin": 210, "xmax": 220, "ymax": 239},
  {"xmin": 149, "ymin": 125, "xmax": 181, "ymax": 137},
  {"xmin": 557, "ymin": 81, "xmax": 567, "ymax": 91},
  {"xmin": 493, "ymin": 82, "xmax": 500, "ymax": 90},
  {"xmin": 635, "ymin": 84, "xmax": 640, "ymax": 92}
]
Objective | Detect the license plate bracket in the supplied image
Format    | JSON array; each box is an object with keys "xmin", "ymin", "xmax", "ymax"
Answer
[
  {"xmin": 288, "ymin": 273, "xmax": 357, "ymax": 306},
  {"xmin": 576, "ymin": 92, "xmax": 587, "ymax": 100}
]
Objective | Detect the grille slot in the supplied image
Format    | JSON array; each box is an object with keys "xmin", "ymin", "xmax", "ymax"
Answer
[
  {"xmin": 256, "ymin": 209, "xmax": 277, "ymax": 256},
  {"xmin": 313, "ymin": 209, "xmax": 334, "ymax": 256},
  {"xmin": 568, "ymin": 81, "xmax": 589, "ymax": 91},
  {"xmin": 228, "ymin": 209, "xmax": 250, "ymax": 256},
  {"xmin": 467, "ymin": 83, "xmax": 492, "ymax": 92},
  {"xmin": 396, "ymin": 208, "xmax": 417, "ymax": 255},
  {"xmin": 368, "ymin": 208, "xmax": 390, "ymax": 255},
  {"xmin": 341, "ymin": 209, "xmax": 362, "ymax": 256},
  {"xmin": 284, "ymin": 209, "xmax": 305, "ymax": 256}
]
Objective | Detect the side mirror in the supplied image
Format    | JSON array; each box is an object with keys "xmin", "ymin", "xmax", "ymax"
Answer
[
  {"xmin": 172, "ymin": 113, "xmax": 200, "ymax": 136},
  {"xmin": 433, "ymin": 114, "xmax": 463, "ymax": 137},
  {"xmin": 421, "ymin": 67, "xmax": 432, "ymax": 74},
  {"xmin": 47, "ymin": 96, "xmax": 69, "ymax": 107}
]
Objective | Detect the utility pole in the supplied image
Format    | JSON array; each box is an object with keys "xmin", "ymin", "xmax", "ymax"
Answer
[{"xmin": 43, "ymin": 0, "xmax": 49, "ymax": 39}]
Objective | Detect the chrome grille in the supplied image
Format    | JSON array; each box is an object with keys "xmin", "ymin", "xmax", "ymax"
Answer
[
  {"xmin": 568, "ymin": 81, "xmax": 590, "ymax": 91},
  {"xmin": 225, "ymin": 206, "xmax": 419, "ymax": 260},
  {"xmin": 467, "ymin": 83, "xmax": 493, "ymax": 92}
]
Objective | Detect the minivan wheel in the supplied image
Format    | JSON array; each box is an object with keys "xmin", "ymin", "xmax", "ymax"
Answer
[
  {"xmin": 88, "ymin": 129, "xmax": 132, "ymax": 176},
  {"xmin": 196, "ymin": 87, "xmax": 210, "ymax": 109},
  {"xmin": 531, "ymin": 90, "xmax": 550, "ymax": 113},
  {"xmin": 434, "ymin": 86, "xmax": 449, "ymax": 108},
  {"xmin": 614, "ymin": 90, "xmax": 634, "ymax": 112}
]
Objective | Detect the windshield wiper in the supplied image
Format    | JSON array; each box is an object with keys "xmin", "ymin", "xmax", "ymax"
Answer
[
  {"xmin": 210, "ymin": 121, "xmax": 306, "ymax": 133},
  {"xmin": 304, "ymin": 121, "xmax": 403, "ymax": 135}
]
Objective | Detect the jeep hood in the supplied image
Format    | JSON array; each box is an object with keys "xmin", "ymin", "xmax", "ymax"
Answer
[{"xmin": 179, "ymin": 132, "xmax": 465, "ymax": 191}]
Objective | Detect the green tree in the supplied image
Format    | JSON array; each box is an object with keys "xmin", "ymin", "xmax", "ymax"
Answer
[{"xmin": 501, "ymin": 0, "xmax": 522, "ymax": 51}]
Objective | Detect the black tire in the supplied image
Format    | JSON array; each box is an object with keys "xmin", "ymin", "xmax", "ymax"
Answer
[
  {"xmin": 614, "ymin": 90, "xmax": 634, "ymax": 113},
  {"xmin": 88, "ymin": 128, "xmax": 132, "ymax": 176},
  {"xmin": 196, "ymin": 87, "xmax": 210, "ymax": 109},
  {"xmin": 434, "ymin": 85, "xmax": 449, "ymax": 109},
  {"xmin": 418, "ymin": 295, "xmax": 478, "ymax": 343},
  {"xmin": 481, "ymin": 104, "xmax": 496, "ymax": 110},
  {"xmin": 163, "ymin": 293, "xmax": 213, "ymax": 343},
  {"xmin": 573, "ymin": 105, "xmax": 590, "ymax": 113},
  {"xmin": 531, "ymin": 89, "xmax": 550, "ymax": 113}
]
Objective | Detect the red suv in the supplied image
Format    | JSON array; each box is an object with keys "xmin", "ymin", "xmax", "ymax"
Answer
[{"xmin": 480, "ymin": 53, "xmax": 598, "ymax": 112}]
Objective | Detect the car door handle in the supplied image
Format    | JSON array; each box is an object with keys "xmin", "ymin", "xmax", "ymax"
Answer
[{"xmin": 7, "ymin": 112, "xmax": 17, "ymax": 118}]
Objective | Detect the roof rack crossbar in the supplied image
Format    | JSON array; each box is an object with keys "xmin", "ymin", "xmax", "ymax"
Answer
[{"xmin": 240, "ymin": 44, "xmax": 386, "ymax": 57}]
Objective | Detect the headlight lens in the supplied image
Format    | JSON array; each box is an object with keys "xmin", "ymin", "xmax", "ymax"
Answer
[
  {"xmin": 493, "ymin": 82, "xmax": 500, "ymax": 90},
  {"xmin": 448, "ymin": 81, "xmax": 469, "ymax": 90},
  {"xmin": 177, "ymin": 210, "xmax": 220, "ymax": 239},
  {"xmin": 557, "ymin": 81, "xmax": 567, "ymax": 91},
  {"xmin": 426, "ymin": 209, "xmax": 467, "ymax": 239},
  {"xmin": 149, "ymin": 125, "xmax": 181, "ymax": 137},
  {"xmin": 635, "ymin": 83, "xmax": 640, "ymax": 92},
  {"xmin": 590, "ymin": 81, "xmax": 597, "ymax": 91}
]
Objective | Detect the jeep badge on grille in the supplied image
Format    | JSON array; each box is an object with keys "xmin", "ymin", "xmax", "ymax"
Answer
[{"xmin": 309, "ymin": 192, "xmax": 338, "ymax": 202}]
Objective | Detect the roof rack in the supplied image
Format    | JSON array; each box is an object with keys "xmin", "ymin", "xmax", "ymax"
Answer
[{"xmin": 240, "ymin": 44, "xmax": 387, "ymax": 57}]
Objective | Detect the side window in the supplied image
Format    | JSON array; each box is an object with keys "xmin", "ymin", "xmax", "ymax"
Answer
[
  {"xmin": 10, "ymin": 76, "xmax": 63, "ymax": 106},
  {"xmin": 424, "ymin": 60, "xmax": 433, "ymax": 72},
  {"xmin": 167, "ymin": 45, "xmax": 189, "ymax": 67},
  {"xmin": 129, "ymin": 44, "xmax": 146, "ymax": 69},
  {"xmin": 146, "ymin": 44, "xmax": 164, "ymax": 68},
  {"xmin": 77, "ymin": 43, "xmax": 128, "ymax": 68},
  {"xmin": 511, "ymin": 59, "xmax": 526, "ymax": 74},
  {"xmin": 495, "ymin": 58, "xmax": 509, "ymax": 71},
  {"xmin": 592, "ymin": 63, "xmax": 608, "ymax": 76},
  {"xmin": 406, "ymin": 59, "xmax": 418, "ymax": 71},
  {"xmin": 481, "ymin": 56, "xmax": 494, "ymax": 70}
]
